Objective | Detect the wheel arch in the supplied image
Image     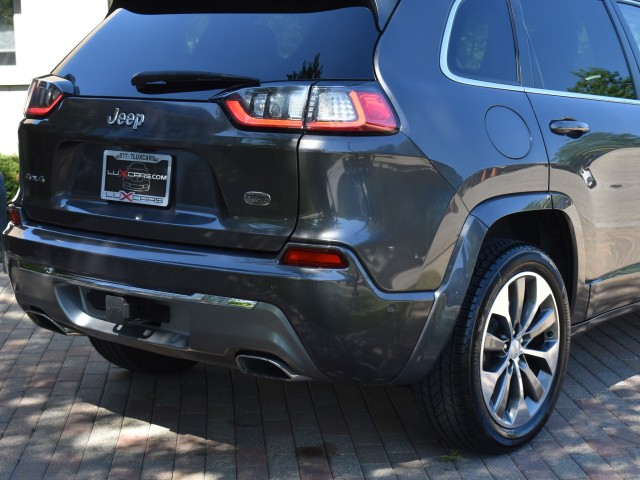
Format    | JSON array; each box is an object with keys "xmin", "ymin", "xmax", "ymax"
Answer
[
  {"xmin": 392, "ymin": 191, "xmax": 587, "ymax": 385},
  {"xmin": 472, "ymin": 192, "xmax": 587, "ymax": 323}
]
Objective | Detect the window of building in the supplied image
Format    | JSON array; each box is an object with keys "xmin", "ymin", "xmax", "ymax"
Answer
[
  {"xmin": 447, "ymin": 0, "xmax": 518, "ymax": 85},
  {"xmin": 0, "ymin": 0, "xmax": 16, "ymax": 65}
]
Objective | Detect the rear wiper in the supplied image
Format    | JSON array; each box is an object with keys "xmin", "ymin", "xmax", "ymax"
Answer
[{"xmin": 131, "ymin": 71, "xmax": 260, "ymax": 93}]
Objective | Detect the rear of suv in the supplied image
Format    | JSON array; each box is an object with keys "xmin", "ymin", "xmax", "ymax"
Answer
[{"xmin": 5, "ymin": 0, "xmax": 640, "ymax": 452}]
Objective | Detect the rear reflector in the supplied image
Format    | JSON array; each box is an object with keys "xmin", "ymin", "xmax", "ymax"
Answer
[
  {"xmin": 223, "ymin": 83, "xmax": 398, "ymax": 134},
  {"xmin": 8, "ymin": 206, "xmax": 22, "ymax": 227},
  {"xmin": 280, "ymin": 247, "xmax": 349, "ymax": 269}
]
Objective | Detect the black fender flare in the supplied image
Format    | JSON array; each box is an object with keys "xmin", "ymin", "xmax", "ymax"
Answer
[{"xmin": 391, "ymin": 191, "xmax": 586, "ymax": 384}]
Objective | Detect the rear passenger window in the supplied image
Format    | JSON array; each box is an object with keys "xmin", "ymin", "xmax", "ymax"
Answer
[
  {"xmin": 447, "ymin": 0, "xmax": 518, "ymax": 84},
  {"xmin": 520, "ymin": 0, "xmax": 635, "ymax": 99},
  {"xmin": 619, "ymin": 3, "xmax": 640, "ymax": 51}
]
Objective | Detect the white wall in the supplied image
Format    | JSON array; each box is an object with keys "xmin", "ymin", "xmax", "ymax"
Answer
[
  {"xmin": 0, "ymin": 0, "xmax": 108, "ymax": 154},
  {"xmin": 0, "ymin": 85, "xmax": 28, "ymax": 154}
]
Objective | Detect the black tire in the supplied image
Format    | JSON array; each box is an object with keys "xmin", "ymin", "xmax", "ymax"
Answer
[
  {"xmin": 89, "ymin": 336, "xmax": 197, "ymax": 374},
  {"xmin": 414, "ymin": 242, "xmax": 571, "ymax": 452}
]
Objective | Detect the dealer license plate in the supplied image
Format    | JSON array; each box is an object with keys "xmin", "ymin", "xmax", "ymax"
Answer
[{"xmin": 101, "ymin": 150, "xmax": 172, "ymax": 207}]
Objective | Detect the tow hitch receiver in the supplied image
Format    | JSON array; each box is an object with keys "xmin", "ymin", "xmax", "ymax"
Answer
[{"xmin": 105, "ymin": 295, "xmax": 135, "ymax": 324}]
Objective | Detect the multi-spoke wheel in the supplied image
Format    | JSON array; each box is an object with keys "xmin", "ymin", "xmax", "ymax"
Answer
[
  {"xmin": 414, "ymin": 242, "xmax": 570, "ymax": 452},
  {"xmin": 480, "ymin": 271, "xmax": 560, "ymax": 429}
]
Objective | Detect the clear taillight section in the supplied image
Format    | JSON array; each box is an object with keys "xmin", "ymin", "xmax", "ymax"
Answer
[
  {"xmin": 307, "ymin": 88, "xmax": 397, "ymax": 132},
  {"xmin": 223, "ymin": 84, "xmax": 398, "ymax": 134},
  {"xmin": 24, "ymin": 76, "xmax": 74, "ymax": 118}
]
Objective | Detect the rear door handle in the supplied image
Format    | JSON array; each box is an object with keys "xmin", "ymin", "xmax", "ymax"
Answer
[{"xmin": 549, "ymin": 119, "xmax": 590, "ymax": 138}]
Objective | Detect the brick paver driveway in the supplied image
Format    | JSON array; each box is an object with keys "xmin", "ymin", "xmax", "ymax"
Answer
[{"xmin": 2, "ymin": 272, "xmax": 640, "ymax": 479}]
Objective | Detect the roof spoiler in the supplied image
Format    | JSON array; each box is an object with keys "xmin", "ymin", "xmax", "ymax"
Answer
[{"xmin": 107, "ymin": 0, "xmax": 399, "ymax": 31}]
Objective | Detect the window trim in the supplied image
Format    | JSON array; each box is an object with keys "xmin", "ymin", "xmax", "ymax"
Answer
[
  {"xmin": 521, "ymin": 0, "xmax": 639, "ymax": 102},
  {"xmin": 440, "ymin": 0, "xmax": 640, "ymax": 105},
  {"xmin": 440, "ymin": 0, "xmax": 524, "ymax": 93},
  {"xmin": 613, "ymin": 0, "xmax": 640, "ymax": 89}
]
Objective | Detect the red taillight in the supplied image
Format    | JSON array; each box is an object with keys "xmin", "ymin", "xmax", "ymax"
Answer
[
  {"xmin": 24, "ymin": 76, "xmax": 73, "ymax": 118},
  {"xmin": 225, "ymin": 98, "xmax": 304, "ymax": 129},
  {"xmin": 224, "ymin": 85, "xmax": 308, "ymax": 131},
  {"xmin": 8, "ymin": 206, "xmax": 22, "ymax": 227},
  {"xmin": 223, "ymin": 84, "xmax": 398, "ymax": 134},
  {"xmin": 280, "ymin": 247, "xmax": 349, "ymax": 269}
]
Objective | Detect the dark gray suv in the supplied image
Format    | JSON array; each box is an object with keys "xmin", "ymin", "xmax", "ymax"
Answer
[{"xmin": 6, "ymin": 0, "xmax": 640, "ymax": 451}]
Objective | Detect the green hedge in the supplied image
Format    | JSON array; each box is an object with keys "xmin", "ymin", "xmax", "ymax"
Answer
[{"xmin": 0, "ymin": 154, "xmax": 20, "ymax": 206}]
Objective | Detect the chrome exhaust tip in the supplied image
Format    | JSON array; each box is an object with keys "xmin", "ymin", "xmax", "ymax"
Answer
[
  {"xmin": 25, "ymin": 309, "xmax": 83, "ymax": 336},
  {"xmin": 236, "ymin": 353, "xmax": 311, "ymax": 382}
]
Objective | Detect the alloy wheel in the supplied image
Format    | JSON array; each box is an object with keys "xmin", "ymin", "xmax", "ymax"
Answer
[{"xmin": 479, "ymin": 271, "xmax": 560, "ymax": 428}]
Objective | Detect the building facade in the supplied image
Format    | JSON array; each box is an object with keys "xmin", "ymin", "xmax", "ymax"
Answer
[{"xmin": 0, "ymin": 0, "xmax": 107, "ymax": 154}]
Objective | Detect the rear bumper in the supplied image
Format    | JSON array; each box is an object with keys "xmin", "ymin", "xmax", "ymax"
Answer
[{"xmin": 4, "ymin": 220, "xmax": 439, "ymax": 384}]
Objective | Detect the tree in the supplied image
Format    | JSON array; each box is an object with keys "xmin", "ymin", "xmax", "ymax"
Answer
[
  {"xmin": 0, "ymin": 0, "xmax": 13, "ymax": 26},
  {"xmin": 569, "ymin": 67, "xmax": 635, "ymax": 100},
  {"xmin": 287, "ymin": 53, "xmax": 323, "ymax": 81}
]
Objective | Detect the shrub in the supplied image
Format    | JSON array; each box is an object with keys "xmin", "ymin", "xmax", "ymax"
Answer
[{"xmin": 0, "ymin": 154, "xmax": 19, "ymax": 206}]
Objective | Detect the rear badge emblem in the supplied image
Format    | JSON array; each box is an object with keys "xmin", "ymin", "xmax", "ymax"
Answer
[
  {"xmin": 244, "ymin": 191, "xmax": 272, "ymax": 207},
  {"xmin": 107, "ymin": 107, "xmax": 145, "ymax": 130},
  {"xmin": 25, "ymin": 173, "xmax": 46, "ymax": 183}
]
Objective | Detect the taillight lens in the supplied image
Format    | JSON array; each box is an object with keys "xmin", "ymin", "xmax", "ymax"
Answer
[
  {"xmin": 280, "ymin": 246, "xmax": 349, "ymax": 269},
  {"xmin": 223, "ymin": 84, "xmax": 398, "ymax": 134},
  {"xmin": 24, "ymin": 76, "xmax": 73, "ymax": 118},
  {"xmin": 306, "ymin": 88, "xmax": 397, "ymax": 132},
  {"xmin": 224, "ymin": 86, "xmax": 308, "ymax": 130}
]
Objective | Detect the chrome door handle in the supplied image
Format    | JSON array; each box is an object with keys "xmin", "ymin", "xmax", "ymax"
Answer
[{"xmin": 549, "ymin": 119, "xmax": 590, "ymax": 137}]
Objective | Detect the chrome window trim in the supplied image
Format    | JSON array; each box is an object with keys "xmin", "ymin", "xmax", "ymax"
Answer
[
  {"xmin": 440, "ymin": 0, "xmax": 640, "ymax": 106},
  {"xmin": 619, "ymin": 0, "xmax": 640, "ymax": 7},
  {"xmin": 439, "ymin": 0, "xmax": 524, "ymax": 93},
  {"xmin": 524, "ymin": 86, "xmax": 640, "ymax": 105}
]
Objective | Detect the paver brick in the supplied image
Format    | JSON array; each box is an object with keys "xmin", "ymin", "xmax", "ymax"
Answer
[{"xmin": 1, "ymin": 277, "xmax": 640, "ymax": 478}]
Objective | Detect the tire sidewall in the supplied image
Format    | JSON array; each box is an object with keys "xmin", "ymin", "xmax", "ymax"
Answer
[{"xmin": 468, "ymin": 247, "xmax": 571, "ymax": 449}]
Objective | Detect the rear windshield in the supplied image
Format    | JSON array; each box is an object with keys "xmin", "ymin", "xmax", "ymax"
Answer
[{"xmin": 55, "ymin": 7, "xmax": 379, "ymax": 99}]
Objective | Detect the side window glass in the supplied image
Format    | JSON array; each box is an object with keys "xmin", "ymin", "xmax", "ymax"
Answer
[
  {"xmin": 447, "ymin": 0, "xmax": 518, "ymax": 84},
  {"xmin": 619, "ymin": 3, "xmax": 640, "ymax": 51},
  {"xmin": 520, "ymin": 0, "xmax": 635, "ymax": 99}
]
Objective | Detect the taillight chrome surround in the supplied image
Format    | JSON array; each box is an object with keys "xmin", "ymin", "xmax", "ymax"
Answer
[
  {"xmin": 24, "ymin": 75, "xmax": 75, "ymax": 118},
  {"xmin": 222, "ymin": 83, "xmax": 399, "ymax": 134}
]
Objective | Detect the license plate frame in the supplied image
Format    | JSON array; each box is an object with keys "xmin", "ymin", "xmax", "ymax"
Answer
[{"xmin": 101, "ymin": 150, "xmax": 173, "ymax": 207}]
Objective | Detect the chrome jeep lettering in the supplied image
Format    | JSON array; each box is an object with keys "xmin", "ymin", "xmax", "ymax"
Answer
[
  {"xmin": 106, "ymin": 107, "xmax": 145, "ymax": 130},
  {"xmin": 106, "ymin": 107, "xmax": 119, "ymax": 125}
]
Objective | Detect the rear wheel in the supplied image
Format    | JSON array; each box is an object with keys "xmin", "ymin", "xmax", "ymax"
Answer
[
  {"xmin": 89, "ymin": 336, "xmax": 197, "ymax": 375},
  {"xmin": 415, "ymin": 242, "xmax": 570, "ymax": 452}
]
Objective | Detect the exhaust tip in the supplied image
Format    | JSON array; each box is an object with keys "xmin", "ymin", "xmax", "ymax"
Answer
[
  {"xmin": 25, "ymin": 309, "xmax": 83, "ymax": 336},
  {"xmin": 236, "ymin": 353, "xmax": 310, "ymax": 382}
]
